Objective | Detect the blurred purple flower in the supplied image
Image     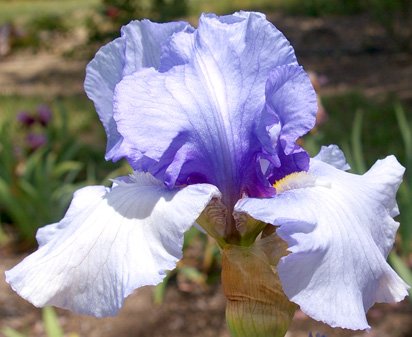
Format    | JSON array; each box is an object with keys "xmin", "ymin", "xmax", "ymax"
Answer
[
  {"xmin": 17, "ymin": 111, "xmax": 35, "ymax": 127},
  {"xmin": 26, "ymin": 133, "xmax": 47, "ymax": 150},
  {"xmin": 37, "ymin": 104, "xmax": 52, "ymax": 126}
]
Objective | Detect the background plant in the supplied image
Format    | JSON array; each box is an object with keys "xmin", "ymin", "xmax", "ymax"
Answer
[
  {"xmin": 2, "ymin": 307, "xmax": 79, "ymax": 337},
  {"xmin": 0, "ymin": 99, "xmax": 121, "ymax": 247},
  {"xmin": 87, "ymin": 0, "xmax": 188, "ymax": 43}
]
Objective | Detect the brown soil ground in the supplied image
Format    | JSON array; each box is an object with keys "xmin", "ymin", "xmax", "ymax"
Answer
[
  {"xmin": 1, "ymin": 255, "xmax": 411, "ymax": 337},
  {"xmin": 0, "ymin": 12, "xmax": 411, "ymax": 337},
  {"xmin": 1, "ymin": 13, "xmax": 411, "ymax": 103}
]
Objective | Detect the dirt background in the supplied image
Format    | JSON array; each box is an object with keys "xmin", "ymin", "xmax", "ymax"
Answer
[
  {"xmin": 1, "ymin": 12, "xmax": 411, "ymax": 102},
  {"xmin": 1, "ymin": 255, "xmax": 411, "ymax": 337},
  {"xmin": 0, "ymin": 12, "xmax": 411, "ymax": 337}
]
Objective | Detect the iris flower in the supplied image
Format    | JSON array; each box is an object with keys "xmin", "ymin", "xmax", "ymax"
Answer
[{"xmin": 6, "ymin": 11, "xmax": 408, "ymax": 335}]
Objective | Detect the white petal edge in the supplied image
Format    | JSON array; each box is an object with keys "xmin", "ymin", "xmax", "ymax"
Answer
[
  {"xmin": 236, "ymin": 155, "xmax": 409, "ymax": 330},
  {"xmin": 314, "ymin": 144, "xmax": 350, "ymax": 171},
  {"xmin": 6, "ymin": 172, "xmax": 220, "ymax": 317}
]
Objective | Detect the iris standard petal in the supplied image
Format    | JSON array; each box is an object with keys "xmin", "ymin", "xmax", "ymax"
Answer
[
  {"xmin": 84, "ymin": 20, "xmax": 191, "ymax": 162},
  {"xmin": 235, "ymin": 155, "xmax": 409, "ymax": 330},
  {"xmin": 113, "ymin": 12, "xmax": 299, "ymax": 203},
  {"xmin": 263, "ymin": 64, "xmax": 317, "ymax": 153},
  {"xmin": 259, "ymin": 64, "xmax": 317, "ymax": 182},
  {"xmin": 5, "ymin": 172, "xmax": 219, "ymax": 317}
]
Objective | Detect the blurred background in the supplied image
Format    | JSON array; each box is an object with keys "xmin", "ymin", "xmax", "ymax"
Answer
[{"xmin": 0, "ymin": 0, "xmax": 411, "ymax": 336}]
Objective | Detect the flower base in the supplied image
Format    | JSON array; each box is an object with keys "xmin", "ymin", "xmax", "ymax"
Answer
[{"xmin": 221, "ymin": 234, "xmax": 297, "ymax": 337}]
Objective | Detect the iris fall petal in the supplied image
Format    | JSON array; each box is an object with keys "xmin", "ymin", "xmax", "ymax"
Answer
[
  {"xmin": 236, "ymin": 153, "xmax": 409, "ymax": 330},
  {"xmin": 6, "ymin": 173, "xmax": 219, "ymax": 317}
]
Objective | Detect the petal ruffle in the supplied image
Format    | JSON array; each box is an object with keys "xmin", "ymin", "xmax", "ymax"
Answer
[
  {"xmin": 263, "ymin": 65, "xmax": 317, "ymax": 153},
  {"xmin": 313, "ymin": 144, "xmax": 350, "ymax": 171},
  {"xmin": 236, "ymin": 155, "xmax": 409, "ymax": 330},
  {"xmin": 6, "ymin": 173, "xmax": 219, "ymax": 317},
  {"xmin": 84, "ymin": 20, "xmax": 191, "ymax": 162},
  {"xmin": 113, "ymin": 12, "xmax": 298, "ymax": 202},
  {"xmin": 259, "ymin": 65, "xmax": 317, "ymax": 182}
]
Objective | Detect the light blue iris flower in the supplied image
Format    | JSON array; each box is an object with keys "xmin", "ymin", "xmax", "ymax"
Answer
[{"xmin": 6, "ymin": 12, "xmax": 409, "ymax": 331}]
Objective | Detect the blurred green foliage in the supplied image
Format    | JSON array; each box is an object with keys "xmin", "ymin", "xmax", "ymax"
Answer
[
  {"xmin": 274, "ymin": 0, "xmax": 363, "ymax": 16},
  {"xmin": 154, "ymin": 226, "xmax": 221, "ymax": 303},
  {"xmin": 367, "ymin": 0, "xmax": 411, "ymax": 51},
  {"xmin": 394, "ymin": 105, "xmax": 412, "ymax": 256},
  {"xmin": 0, "ymin": 96, "xmax": 119, "ymax": 246},
  {"xmin": 87, "ymin": 0, "xmax": 188, "ymax": 43},
  {"xmin": 101, "ymin": 0, "xmax": 189, "ymax": 22},
  {"xmin": 2, "ymin": 307, "xmax": 79, "ymax": 337},
  {"xmin": 1, "ymin": 0, "xmax": 410, "ymax": 52},
  {"xmin": 0, "ymin": 0, "xmax": 98, "ymax": 28},
  {"xmin": 10, "ymin": 14, "xmax": 68, "ymax": 50},
  {"xmin": 306, "ymin": 92, "xmax": 409, "ymax": 166}
]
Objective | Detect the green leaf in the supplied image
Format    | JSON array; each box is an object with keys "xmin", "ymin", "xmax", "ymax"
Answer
[
  {"xmin": 0, "ymin": 224, "xmax": 9, "ymax": 245},
  {"xmin": 153, "ymin": 271, "xmax": 175, "ymax": 305},
  {"xmin": 42, "ymin": 307, "xmax": 64, "ymax": 337},
  {"xmin": 351, "ymin": 109, "xmax": 366, "ymax": 173},
  {"xmin": 389, "ymin": 252, "xmax": 412, "ymax": 301},
  {"xmin": 183, "ymin": 226, "xmax": 201, "ymax": 249},
  {"xmin": 53, "ymin": 161, "xmax": 82, "ymax": 177},
  {"xmin": 1, "ymin": 327, "xmax": 27, "ymax": 337},
  {"xmin": 179, "ymin": 266, "xmax": 206, "ymax": 285},
  {"xmin": 395, "ymin": 104, "xmax": 412, "ymax": 154},
  {"xmin": 395, "ymin": 104, "xmax": 412, "ymax": 187}
]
